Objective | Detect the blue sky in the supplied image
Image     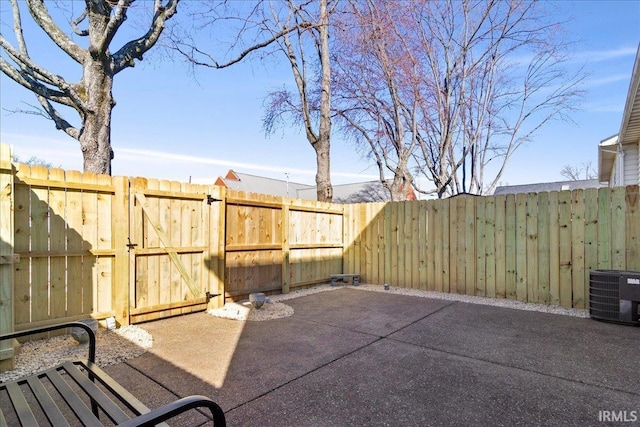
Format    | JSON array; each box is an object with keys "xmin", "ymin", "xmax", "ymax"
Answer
[{"xmin": 1, "ymin": 0, "xmax": 639, "ymax": 193}]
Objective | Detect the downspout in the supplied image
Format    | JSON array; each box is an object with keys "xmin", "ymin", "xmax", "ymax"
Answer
[{"xmin": 616, "ymin": 140, "xmax": 625, "ymax": 187}]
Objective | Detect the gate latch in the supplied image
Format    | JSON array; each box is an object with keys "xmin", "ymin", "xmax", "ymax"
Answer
[
  {"xmin": 206, "ymin": 291, "xmax": 221, "ymax": 302},
  {"xmin": 126, "ymin": 238, "xmax": 138, "ymax": 252}
]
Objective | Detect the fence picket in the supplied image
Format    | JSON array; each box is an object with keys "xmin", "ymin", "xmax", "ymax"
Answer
[
  {"xmin": 30, "ymin": 166, "xmax": 49, "ymax": 324},
  {"xmin": 537, "ymin": 192, "xmax": 550, "ymax": 305},
  {"xmin": 47, "ymin": 168, "xmax": 67, "ymax": 320},
  {"xmin": 597, "ymin": 187, "xmax": 612, "ymax": 269},
  {"xmin": 418, "ymin": 201, "xmax": 427, "ymax": 290},
  {"xmin": 476, "ymin": 196, "xmax": 486, "ymax": 297},
  {"xmin": 494, "ymin": 195, "xmax": 506, "ymax": 299},
  {"xmin": 626, "ymin": 185, "xmax": 640, "ymax": 270},
  {"xmin": 571, "ymin": 190, "xmax": 586, "ymax": 309},
  {"xmin": 548, "ymin": 191, "xmax": 560, "ymax": 306},
  {"xmin": 505, "ymin": 195, "xmax": 517, "ymax": 300},
  {"xmin": 611, "ymin": 187, "xmax": 626, "ymax": 269},
  {"xmin": 558, "ymin": 191, "xmax": 572, "ymax": 308},
  {"xmin": 526, "ymin": 193, "xmax": 538, "ymax": 304},
  {"xmin": 515, "ymin": 193, "xmax": 528, "ymax": 302},
  {"xmin": 465, "ymin": 196, "xmax": 476, "ymax": 296}
]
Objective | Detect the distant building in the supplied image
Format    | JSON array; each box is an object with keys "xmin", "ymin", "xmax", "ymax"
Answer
[
  {"xmin": 214, "ymin": 169, "xmax": 416, "ymax": 202},
  {"xmin": 214, "ymin": 170, "xmax": 313, "ymax": 198},
  {"xmin": 493, "ymin": 179, "xmax": 602, "ymax": 196}
]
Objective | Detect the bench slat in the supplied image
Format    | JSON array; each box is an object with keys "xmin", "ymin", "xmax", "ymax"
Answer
[
  {"xmin": 26, "ymin": 375, "xmax": 71, "ymax": 427},
  {"xmin": 77, "ymin": 360, "xmax": 163, "ymax": 423},
  {"xmin": 63, "ymin": 361, "xmax": 131, "ymax": 425},
  {"xmin": 0, "ymin": 405, "xmax": 7, "ymax": 426},
  {"xmin": 46, "ymin": 366, "xmax": 103, "ymax": 427},
  {"xmin": 6, "ymin": 382, "xmax": 39, "ymax": 426}
]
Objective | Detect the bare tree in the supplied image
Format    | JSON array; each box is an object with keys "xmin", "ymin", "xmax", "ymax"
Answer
[
  {"xmin": 333, "ymin": 0, "xmax": 584, "ymax": 198},
  {"xmin": 560, "ymin": 161, "xmax": 597, "ymax": 180},
  {"xmin": 332, "ymin": 0, "xmax": 418, "ymax": 201},
  {"xmin": 169, "ymin": 1, "xmax": 335, "ymax": 201},
  {"xmin": 1, "ymin": 0, "xmax": 180, "ymax": 174},
  {"xmin": 263, "ymin": 0, "xmax": 334, "ymax": 202}
]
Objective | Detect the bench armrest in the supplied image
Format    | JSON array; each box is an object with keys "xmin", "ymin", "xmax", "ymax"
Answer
[
  {"xmin": 118, "ymin": 395, "xmax": 226, "ymax": 427},
  {"xmin": 0, "ymin": 322, "xmax": 96, "ymax": 363}
]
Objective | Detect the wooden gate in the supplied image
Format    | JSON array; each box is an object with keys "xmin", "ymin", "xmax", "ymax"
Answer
[{"xmin": 127, "ymin": 178, "xmax": 224, "ymax": 323}]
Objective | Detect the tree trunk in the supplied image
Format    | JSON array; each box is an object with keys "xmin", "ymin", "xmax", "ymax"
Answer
[
  {"xmin": 314, "ymin": 134, "xmax": 332, "ymax": 201},
  {"xmin": 315, "ymin": 0, "xmax": 333, "ymax": 202},
  {"xmin": 79, "ymin": 56, "xmax": 114, "ymax": 175}
]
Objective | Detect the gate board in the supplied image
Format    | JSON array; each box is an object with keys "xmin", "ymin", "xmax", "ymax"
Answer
[{"xmin": 128, "ymin": 179, "xmax": 222, "ymax": 323}]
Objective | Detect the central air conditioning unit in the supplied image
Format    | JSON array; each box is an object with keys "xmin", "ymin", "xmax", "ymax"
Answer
[{"xmin": 589, "ymin": 270, "xmax": 640, "ymax": 325}]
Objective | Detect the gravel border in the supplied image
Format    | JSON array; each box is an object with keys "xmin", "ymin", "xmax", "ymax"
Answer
[
  {"xmin": 0, "ymin": 326, "xmax": 153, "ymax": 384},
  {"xmin": 208, "ymin": 283, "xmax": 590, "ymax": 321}
]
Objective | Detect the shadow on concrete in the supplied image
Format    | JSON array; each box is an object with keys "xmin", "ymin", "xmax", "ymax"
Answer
[{"xmin": 104, "ymin": 288, "xmax": 640, "ymax": 426}]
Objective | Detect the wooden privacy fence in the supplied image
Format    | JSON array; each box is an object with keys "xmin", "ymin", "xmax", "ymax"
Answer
[
  {"xmin": 343, "ymin": 187, "xmax": 640, "ymax": 309},
  {"xmin": 2, "ymin": 141, "xmax": 640, "ymax": 352},
  {"xmin": 0, "ymin": 143, "xmax": 344, "ymax": 346}
]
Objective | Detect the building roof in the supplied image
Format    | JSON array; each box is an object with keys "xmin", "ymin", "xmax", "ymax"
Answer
[
  {"xmin": 598, "ymin": 43, "xmax": 640, "ymax": 183},
  {"xmin": 493, "ymin": 179, "xmax": 601, "ymax": 195},
  {"xmin": 618, "ymin": 44, "xmax": 640, "ymax": 147},
  {"xmin": 297, "ymin": 180, "xmax": 392, "ymax": 203},
  {"xmin": 215, "ymin": 170, "xmax": 314, "ymax": 198},
  {"xmin": 214, "ymin": 169, "xmax": 408, "ymax": 202}
]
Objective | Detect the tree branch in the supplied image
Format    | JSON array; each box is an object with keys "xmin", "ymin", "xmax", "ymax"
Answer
[
  {"xmin": 0, "ymin": 53, "xmax": 77, "ymax": 109},
  {"xmin": 25, "ymin": 0, "xmax": 85, "ymax": 63},
  {"xmin": 112, "ymin": 0, "xmax": 179, "ymax": 73}
]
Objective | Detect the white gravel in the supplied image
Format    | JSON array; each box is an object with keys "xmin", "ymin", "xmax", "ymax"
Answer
[
  {"xmin": 3, "ymin": 283, "xmax": 589, "ymax": 383},
  {"xmin": 208, "ymin": 300, "xmax": 294, "ymax": 321},
  {"xmin": 208, "ymin": 283, "xmax": 590, "ymax": 321},
  {"xmin": 0, "ymin": 326, "xmax": 152, "ymax": 384}
]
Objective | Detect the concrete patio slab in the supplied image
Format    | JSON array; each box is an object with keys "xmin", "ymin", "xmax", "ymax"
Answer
[
  {"xmin": 102, "ymin": 287, "xmax": 640, "ymax": 426},
  {"xmin": 389, "ymin": 301, "xmax": 640, "ymax": 394}
]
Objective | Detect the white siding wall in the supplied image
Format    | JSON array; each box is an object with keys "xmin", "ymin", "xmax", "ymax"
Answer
[{"xmin": 623, "ymin": 142, "xmax": 639, "ymax": 186}]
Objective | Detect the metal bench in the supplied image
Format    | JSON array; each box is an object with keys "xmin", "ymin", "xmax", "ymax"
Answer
[
  {"xmin": 0, "ymin": 322, "xmax": 226, "ymax": 426},
  {"xmin": 330, "ymin": 273, "xmax": 360, "ymax": 286}
]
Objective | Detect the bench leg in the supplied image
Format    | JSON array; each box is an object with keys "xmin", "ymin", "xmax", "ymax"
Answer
[
  {"xmin": 353, "ymin": 276, "xmax": 360, "ymax": 286},
  {"xmin": 331, "ymin": 277, "xmax": 338, "ymax": 286}
]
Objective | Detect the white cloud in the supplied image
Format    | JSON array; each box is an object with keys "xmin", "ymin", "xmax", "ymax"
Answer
[{"xmin": 576, "ymin": 46, "xmax": 638, "ymax": 63}]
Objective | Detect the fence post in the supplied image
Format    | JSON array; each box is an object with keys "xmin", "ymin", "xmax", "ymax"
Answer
[
  {"xmin": 282, "ymin": 203, "xmax": 290, "ymax": 294},
  {"xmin": 0, "ymin": 143, "xmax": 15, "ymax": 371},
  {"xmin": 207, "ymin": 184, "xmax": 226, "ymax": 310},
  {"xmin": 112, "ymin": 176, "xmax": 130, "ymax": 325}
]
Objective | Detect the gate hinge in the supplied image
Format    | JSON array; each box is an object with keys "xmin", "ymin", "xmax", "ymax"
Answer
[
  {"xmin": 207, "ymin": 195, "xmax": 222, "ymax": 205},
  {"xmin": 206, "ymin": 291, "xmax": 221, "ymax": 302},
  {"xmin": 126, "ymin": 237, "xmax": 138, "ymax": 252}
]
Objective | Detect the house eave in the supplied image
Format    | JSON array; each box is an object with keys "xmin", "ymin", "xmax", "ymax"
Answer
[
  {"xmin": 598, "ymin": 135, "xmax": 618, "ymax": 183},
  {"xmin": 618, "ymin": 44, "xmax": 640, "ymax": 147}
]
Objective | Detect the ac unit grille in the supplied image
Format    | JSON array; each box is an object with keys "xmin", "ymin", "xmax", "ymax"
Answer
[{"xmin": 589, "ymin": 271, "xmax": 620, "ymax": 321}]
